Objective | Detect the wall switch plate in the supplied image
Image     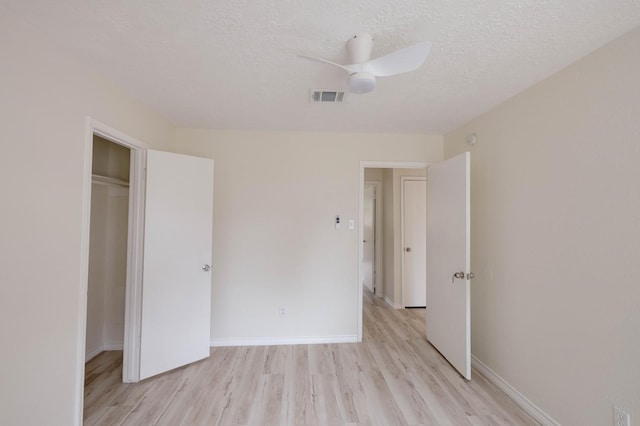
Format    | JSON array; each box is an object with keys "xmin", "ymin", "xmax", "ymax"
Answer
[
  {"xmin": 348, "ymin": 219, "xmax": 355, "ymax": 230},
  {"xmin": 614, "ymin": 406, "xmax": 630, "ymax": 426},
  {"xmin": 279, "ymin": 307, "xmax": 286, "ymax": 317}
]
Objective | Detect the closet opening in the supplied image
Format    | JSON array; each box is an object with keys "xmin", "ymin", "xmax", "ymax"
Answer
[
  {"xmin": 83, "ymin": 135, "xmax": 131, "ymax": 404},
  {"xmin": 77, "ymin": 119, "xmax": 147, "ymax": 423}
]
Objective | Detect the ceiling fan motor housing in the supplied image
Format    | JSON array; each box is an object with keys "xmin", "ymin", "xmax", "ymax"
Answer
[
  {"xmin": 347, "ymin": 72, "xmax": 376, "ymax": 94},
  {"xmin": 348, "ymin": 33, "xmax": 374, "ymax": 64}
]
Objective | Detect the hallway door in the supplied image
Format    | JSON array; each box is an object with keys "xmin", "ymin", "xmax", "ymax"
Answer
[{"xmin": 402, "ymin": 178, "xmax": 427, "ymax": 307}]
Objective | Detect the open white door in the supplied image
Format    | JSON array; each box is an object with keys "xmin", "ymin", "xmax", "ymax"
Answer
[
  {"xmin": 139, "ymin": 149, "xmax": 213, "ymax": 380},
  {"xmin": 425, "ymin": 152, "xmax": 471, "ymax": 380}
]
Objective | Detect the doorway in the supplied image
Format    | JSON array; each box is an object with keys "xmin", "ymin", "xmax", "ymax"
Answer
[
  {"xmin": 359, "ymin": 156, "xmax": 472, "ymax": 379},
  {"xmin": 363, "ymin": 181, "xmax": 382, "ymax": 296},
  {"xmin": 76, "ymin": 119, "xmax": 148, "ymax": 423},
  {"xmin": 358, "ymin": 162, "xmax": 429, "ymax": 341},
  {"xmin": 85, "ymin": 136, "xmax": 130, "ymax": 363}
]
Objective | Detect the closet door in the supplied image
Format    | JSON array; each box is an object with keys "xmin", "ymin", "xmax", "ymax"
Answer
[{"xmin": 139, "ymin": 149, "xmax": 214, "ymax": 380}]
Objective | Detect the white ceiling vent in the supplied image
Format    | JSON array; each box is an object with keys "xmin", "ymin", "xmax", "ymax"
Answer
[{"xmin": 310, "ymin": 90, "xmax": 345, "ymax": 103}]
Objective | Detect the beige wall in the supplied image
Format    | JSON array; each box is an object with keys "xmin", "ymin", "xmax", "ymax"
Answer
[
  {"xmin": 364, "ymin": 168, "xmax": 384, "ymax": 297},
  {"xmin": 86, "ymin": 184, "xmax": 128, "ymax": 359},
  {"xmin": 171, "ymin": 129, "xmax": 442, "ymax": 342},
  {"xmin": 86, "ymin": 184, "xmax": 108, "ymax": 358},
  {"xmin": 101, "ymin": 190, "xmax": 128, "ymax": 349},
  {"xmin": 383, "ymin": 169, "xmax": 395, "ymax": 304},
  {"xmin": 445, "ymin": 27, "xmax": 640, "ymax": 426},
  {"xmin": 0, "ymin": 6, "xmax": 174, "ymax": 426},
  {"xmin": 92, "ymin": 135, "xmax": 131, "ymax": 181},
  {"xmin": 364, "ymin": 168, "xmax": 383, "ymax": 181}
]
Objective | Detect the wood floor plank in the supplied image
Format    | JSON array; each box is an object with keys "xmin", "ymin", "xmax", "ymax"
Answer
[
  {"xmin": 84, "ymin": 289, "xmax": 539, "ymax": 425},
  {"xmin": 380, "ymin": 368, "xmax": 439, "ymax": 425}
]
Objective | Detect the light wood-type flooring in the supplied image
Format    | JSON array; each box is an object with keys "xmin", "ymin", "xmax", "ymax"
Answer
[{"xmin": 84, "ymin": 290, "xmax": 538, "ymax": 425}]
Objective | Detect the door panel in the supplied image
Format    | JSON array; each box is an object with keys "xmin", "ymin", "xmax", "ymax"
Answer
[
  {"xmin": 403, "ymin": 179, "xmax": 427, "ymax": 307},
  {"xmin": 139, "ymin": 149, "xmax": 213, "ymax": 380},
  {"xmin": 363, "ymin": 184, "xmax": 376, "ymax": 293},
  {"xmin": 425, "ymin": 152, "xmax": 471, "ymax": 380}
]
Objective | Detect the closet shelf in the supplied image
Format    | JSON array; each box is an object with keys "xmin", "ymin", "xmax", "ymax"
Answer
[{"xmin": 92, "ymin": 174, "xmax": 129, "ymax": 187}]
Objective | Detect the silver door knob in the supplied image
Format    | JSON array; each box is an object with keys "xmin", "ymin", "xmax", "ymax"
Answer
[
  {"xmin": 405, "ymin": 247, "xmax": 412, "ymax": 252},
  {"xmin": 202, "ymin": 264, "xmax": 211, "ymax": 272},
  {"xmin": 451, "ymin": 271, "xmax": 465, "ymax": 283}
]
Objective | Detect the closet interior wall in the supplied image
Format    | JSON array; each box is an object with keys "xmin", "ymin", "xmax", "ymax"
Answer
[{"xmin": 86, "ymin": 136, "xmax": 131, "ymax": 361}]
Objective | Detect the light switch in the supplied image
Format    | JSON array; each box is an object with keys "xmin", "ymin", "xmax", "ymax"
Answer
[{"xmin": 348, "ymin": 219, "xmax": 355, "ymax": 230}]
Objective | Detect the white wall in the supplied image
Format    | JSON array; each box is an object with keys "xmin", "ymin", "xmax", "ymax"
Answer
[
  {"xmin": 86, "ymin": 184, "xmax": 108, "ymax": 359},
  {"xmin": 102, "ymin": 188, "xmax": 128, "ymax": 349},
  {"xmin": 86, "ymin": 184, "xmax": 129, "ymax": 360},
  {"xmin": 171, "ymin": 130, "xmax": 442, "ymax": 343},
  {"xmin": 445, "ymin": 26, "xmax": 640, "ymax": 426},
  {"xmin": 0, "ymin": 6, "xmax": 174, "ymax": 426}
]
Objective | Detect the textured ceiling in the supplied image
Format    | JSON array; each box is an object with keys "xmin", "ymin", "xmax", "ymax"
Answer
[{"xmin": 3, "ymin": 0, "xmax": 640, "ymax": 133}]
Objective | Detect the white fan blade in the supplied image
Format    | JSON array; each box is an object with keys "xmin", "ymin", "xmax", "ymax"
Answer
[
  {"xmin": 298, "ymin": 55, "xmax": 360, "ymax": 74},
  {"xmin": 361, "ymin": 41, "xmax": 432, "ymax": 77}
]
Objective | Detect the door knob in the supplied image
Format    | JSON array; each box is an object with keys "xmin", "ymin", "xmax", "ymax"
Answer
[
  {"xmin": 451, "ymin": 271, "xmax": 465, "ymax": 283},
  {"xmin": 202, "ymin": 264, "xmax": 211, "ymax": 272},
  {"xmin": 405, "ymin": 247, "xmax": 412, "ymax": 252}
]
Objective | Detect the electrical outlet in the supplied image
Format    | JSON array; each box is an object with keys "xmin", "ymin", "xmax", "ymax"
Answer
[
  {"xmin": 279, "ymin": 307, "xmax": 286, "ymax": 318},
  {"xmin": 614, "ymin": 406, "xmax": 630, "ymax": 426}
]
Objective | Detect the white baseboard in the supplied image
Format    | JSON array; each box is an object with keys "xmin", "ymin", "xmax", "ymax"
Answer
[
  {"xmin": 85, "ymin": 347, "xmax": 104, "ymax": 362},
  {"xmin": 85, "ymin": 342, "xmax": 124, "ymax": 362},
  {"xmin": 383, "ymin": 296, "xmax": 395, "ymax": 308},
  {"xmin": 104, "ymin": 342, "xmax": 123, "ymax": 351},
  {"xmin": 471, "ymin": 355, "xmax": 560, "ymax": 426},
  {"xmin": 210, "ymin": 335, "xmax": 358, "ymax": 347}
]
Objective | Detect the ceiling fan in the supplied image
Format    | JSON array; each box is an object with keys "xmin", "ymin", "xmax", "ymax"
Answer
[{"xmin": 301, "ymin": 33, "xmax": 432, "ymax": 94}]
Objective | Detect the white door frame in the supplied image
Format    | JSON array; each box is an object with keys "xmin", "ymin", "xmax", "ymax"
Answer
[
  {"xmin": 400, "ymin": 176, "xmax": 427, "ymax": 308},
  {"xmin": 76, "ymin": 118, "xmax": 147, "ymax": 424},
  {"xmin": 358, "ymin": 161, "xmax": 430, "ymax": 341},
  {"xmin": 363, "ymin": 180, "xmax": 382, "ymax": 297}
]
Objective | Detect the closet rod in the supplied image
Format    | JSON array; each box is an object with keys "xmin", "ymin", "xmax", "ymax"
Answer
[{"xmin": 91, "ymin": 173, "xmax": 129, "ymax": 187}]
